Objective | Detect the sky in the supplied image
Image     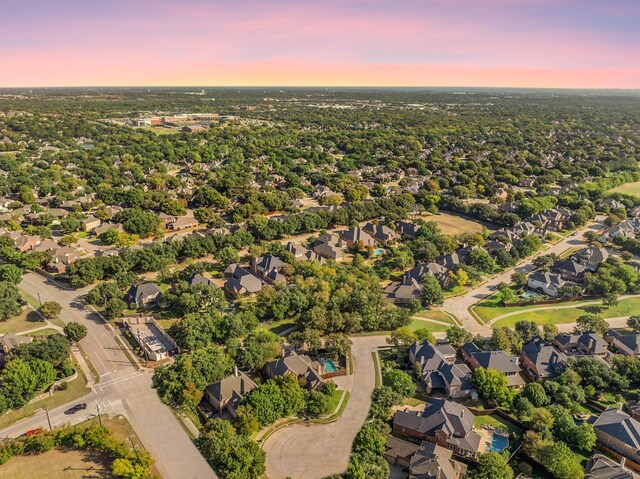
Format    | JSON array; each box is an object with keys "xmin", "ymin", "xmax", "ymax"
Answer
[{"xmin": 1, "ymin": 0, "xmax": 639, "ymax": 88}]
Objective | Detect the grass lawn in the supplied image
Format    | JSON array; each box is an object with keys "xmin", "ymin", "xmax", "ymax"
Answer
[
  {"xmin": 257, "ymin": 319, "xmax": 298, "ymax": 335},
  {"xmin": 326, "ymin": 389, "xmax": 344, "ymax": 414},
  {"xmin": 0, "ymin": 309, "xmax": 48, "ymax": 334},
  {"xmin": 413, "ymin": 310, "xmax": 456, "ymax": 324},
  {"xmin": 0, "ymin": 367, "xmax": 90, "ymax": 430},
  {"xmin": 492, "ymin": 296, "xmax": 640, "ymax": 328},
  {"xmin": 403, "ymin": 397, "xmax": 426, "ymax": 407},
  {"xmin": 406, "ymin": 319, "xmax": 450, "ymax": 333},
  {"xmin": 610, "ymin": 181, "xmax": 640, "ymax": 197},
  {"xmin": 418, "ymin": 212, "xmax": 495, "ymax": 235},
  {"xmin": 28, "ymin": 328, "xmax": 63, "ymax": 338},
  {"xmin": 473, "ymin": 414, "xmax": 522, "ymax": 437},
  {"xmin": 0, "ymin": 448, "xmax": 113, "ymax": 479},
  {"xmin": 444, "ymin": 285, "xmax": 466, "ymax": 297}
]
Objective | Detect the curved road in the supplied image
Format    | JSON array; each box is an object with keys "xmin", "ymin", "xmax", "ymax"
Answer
[
  {"xmin": 263, "ymin": 336, "xmax": 387, "ymax": 479},
  {"xmin": 442, "ymin": 218, "xmax": 605, "ymax": 334}
]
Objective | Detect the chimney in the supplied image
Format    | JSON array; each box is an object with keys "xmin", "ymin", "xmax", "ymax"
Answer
[
  {"xmin": 460, "ymin": 409, "xmax": 464, "ymax": 418},
  {"xmin": 620, "ymin": 458, "xmax": 626, "ymax": 468},
  {"xmin": 234, "ymin": 365, "xmax": 239, "ymax": 377}
]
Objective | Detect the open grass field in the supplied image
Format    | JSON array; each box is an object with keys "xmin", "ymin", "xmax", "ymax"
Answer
[
  {"xmin": 406, "ymin": 318, "xmax": 450, "ymax": 333},
  {"xmin": 258, "ymin": 319, "xmax": 298, "ymax": 335},
  {"xmin": 0, "ymin": 308, "xmax": 47, "ymax": 334},
  {"xmin": 491, "ymin": 296, "xmax": 640, "ymax": 328},
  {"xmin": 610, "ymin": 181, "xmax": 640, "ymax": 197},
  {"xmin": 0, "ymin": 448, "xmax": 113, "ymax": 479},
  {"xmin": 413, "ymin": 310, "xmax": 455, "ymax": 324},
  {"xmin": 417, "ymin": 212, "xmax": 495, "ymax": 235}
]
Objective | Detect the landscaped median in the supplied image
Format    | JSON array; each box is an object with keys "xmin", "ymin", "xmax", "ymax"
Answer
[{"xmin": 474, "ymin": 294, "xmax": 640, "ymax": 328}]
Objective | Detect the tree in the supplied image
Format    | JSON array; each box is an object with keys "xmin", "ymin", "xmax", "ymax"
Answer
[
  {"xmin": 39, "ymin": 301, "xmax": 62, "ymax": 320},
  {"xmin": 492, "ymin": 327, "xmax": 522, "ymax": 355},
  {"xmin": 522, "ymin": 382, "xmax": 549, "ymax": 407},
  {"xmin": 239, "ymin": 330, "xmax": 282, "ymax": 370},
  {"xmin": 382, "ymin": 369, "xmax": 416, "ymax": 399},
  {"xmin": 1, "ymin": 358, "xmax": 37, "ymax": 408},
  {"xmin": 540, "ymin": 440, "xmax": 584, "ymax": 479},
  {"xmin": 105, "ymin": 297, "xmax": 127, "ymax": 320},
  {"xmin": 628, "ymin": 315, "xmax": 640, "ymax": 331},
  {"xmin": 511, "ymin": 271, "xmax": 527, "ymax": 288},
  {"xmin": 0, "ymin": 281, "xmax": 23, "ymax": 321},
  {"xmin": 306, "ymin": 389, "xmax": 331, "ymax": 417},
  {"xmin": 421, "ymin": 275, "xmax": 444, "ymax": 306},
  {"xmin": 196, "ymin": 418, "xmax": 265, "ymax": 479},
  {"xmin": 64, "ymin": 322, "xmax": 88, "ymax": 343},
  {"xmin": 472, "ymin": 368, "xmax": 514, "ymax": 407},
  {"xmin": 543, "ymin": 322, "xmax": 559, "ymax": 342},
  {"xmin": 352, "ymin": 422, "xmax": 387, "ymax": 456},
  {"xmin": 515, "ymin": 320, "xmax": 539, "ymax": 342},
  {"xmin": 245, "ymin": 380, "xmax": 285, "ymax": 426},
  {"xmin": 471, "ymin": 452, "xmax": 514, "ymax": 479},
  {"xmin": 602, "ymin": 292, "xmax": 619, "ymax": 309},
  {"xmin": 325, "ymin": 333, "xmax": 352, "ymax": 360},
  {"xmin": 216, "ymin": 246, "xmax": 240, "ymax": 268},
  {"xmin": 0, "ymin": 264, "xmax": 22, "ymax": 284},
  {"xmin": 446, "ymin": 326, "xmax": 473, "ymax": 348},
  {"xmin": 575, "ymin": 314, "xmax": 608, "ymax": 334},
  {"xmin": 234, "ymin": 404, "xmax": 260, "ymax": 436}
]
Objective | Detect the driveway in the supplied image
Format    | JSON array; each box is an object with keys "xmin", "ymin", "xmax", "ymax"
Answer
[
  {"xmin": 262, "ymin": 335, "xmax": 387, "ymax": 479},
  {"xmin": 442, "ymin": 218, "xmax": 605, "ymax": 334}
]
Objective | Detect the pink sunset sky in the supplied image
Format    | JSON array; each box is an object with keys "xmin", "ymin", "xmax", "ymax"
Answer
[{"xmin": 2, "ymin": 0, "xmax": 639, "ymax": 88}]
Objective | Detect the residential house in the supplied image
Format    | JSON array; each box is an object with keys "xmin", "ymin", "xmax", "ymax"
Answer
[
  {"xmin": 127, "ymin": 283, "xmax": 162, "ymax": 308},
  {"xmin": 250, "ymin": 254, "xmax": 287, "ymax": 284},
  {"xmin": 187, "ymin": 273, "xmax": 215, "ymax": 288},
  {"xmin": 384, "ymin": 277, "xmax": 423, "ymax": 305},
  {"xmin": 585, "ymin": 453, "xmax": 636, "ymax": 479},
  {"xmin": 264, "ymin": 351, "xmax": 324, "ymax": 390},
  {"xmin": 94, "ymin": 222, "xmax": 124, "ymax": 236},
  {"xmin": 0, "ymin": 333, "xmax": 32, "ymax": 354},
  {"xmin": 384, "ymin": 438, "xmax": 467, "ymax": 479},
  {"xmin": 409, "ymin": 341, "xmax": 474, "ymax": 398},
  {"xmin": 527, "ymin": 271, "xmax": 568, "ymax": 298},
  {"xmin": 404, "ymin": 262, "xmax": 450, "ymax": 286},
  {"xmin": 204, "ymin": 366, "xmax": 258, "ymax": 418},
  {"xmin": 312, "ymin": 234, "xmax": 347, "ymax": 260},
  {"xmin": 574, "ymin": 247, "xmax": 610, "ymax": 272},
  {"xmin": 520, "ymin": 337, "xmax": 568, "ymax": 381},
  {"xmin": 285, "ymin": 242, "xmax": 321, "ymax": 262},
  {"xmin": 436, "ymin": 251, "xmax": 465, "ymax": 270},
  {"xmin": 604, "ymin": 329, "xmax": 640, "ymax": 357},
  {"xmin": 396, "ymin": 220, "xmax": 420, "ymax": 240},
  {"xmin": 592, "ymin": 407, "xmax": 640, "ymax": 465},
  {"xmin": 362, "ymin": 222, "xmax": 400, "ymax": 244},
  {"xmin": 393, "ymin": 399, "xmax": 482, "ymax": 457},
  {"xmin": 224, "ymin": 264, "xmax": 265, "ymax": 298},
  {"xmin": 340, "ymin": 227, "xmax": 377, "ymax": 250},
  {"xmin": 14, "ymin": 235, "xmax": 41, "ymax": 252},
  {"xmin": 461, "ymin": 343, "xmax": 525, "ymax": 387},
  {"xmin": 170, "ymin": 216, "xmax": 199, "ymax": 231},
  {"xmin": 81, "ymin": 216, "xmax": 101, "ymax": 231},
  {"xmin": 552, "ymin": 259, "xmax": 587, "ymax": 282},
  {"xmin": 554, "ymin": 331, "xmax": 609, "ymax": 358}
]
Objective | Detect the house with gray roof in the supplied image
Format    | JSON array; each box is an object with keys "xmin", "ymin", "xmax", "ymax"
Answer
[
  {"xmin": 585, "ymin": 453, "xmax": 636, "ymax": 479},
  {"xmin": 574, "ymin": 246, "xmax": 610, "ymax": 272},
  {"xmin": 384, "ymin": 277, "xmax": 423, "ymax": 305},
  {"xmin": 264, "ymin": 351, "xmax": 324, "ymax": 390},
  {"xmin": 127, "ymin": 282, "xmax": 162, "ymax": 308},
  {"xmin": 393, "ymin": 399, "xmax": 482, "ymax": 457},
  {"xmin": 404, "ymin": 262, "xmax": 450, "ymax": 286},
  {"xmin": 592, "ymin": 407, "xmax": 640, "ymax": 464},
  {"xmin": 409, "ymin": 341, "xmax": 474, "ymax": 398},
  {"xmin": 554, "ymin": 331, "xmax": 609, "ymax": 359},
  {"xmin": 204, "ymin": 367, "xmax": 258, "ymax": 418},
  {"xmin": 461, "ymin": 342, "xmax": 525, "ymax": 387},
  {"xmin": 605, "ymin": 329, "xmax": 640, "ymax": 357},
  {"xmin": 520, "ymin": 337, "xmax": 568, "ymax": 381},
  {"xmin": 224, "ymin": 264, "xmax": 265, "ymax": 298},
  {"xmin": 250, "ymin": 254, "xmax": 287, "ymax": 284},
  {"xmin": 363, "ymin": 222, "xmax": 400, "ymax": 244},
  {"xmin": 1, "ymin": 333, "xmax": 33, "ymax": 354},
  {"xmin": 340, "ymin": 227, "xmax": 377, "ymax": 250},
  {"xmin": 396, "ymin": 220, "xmax": 419, "ymax": 240},
  {"xmin": 187, "ymin": 273, "xmax": 214, "ymax": 288},
  {"xmin": 552, "ymin": 259, "xmax": 587, "ymax": 282},
  {"xmin": 527, "ymin": 271, "xmax": 568, "ymax": 298},
  {"xmin": 408, "ymin": 441, "xmax": 468, "ymax": 479},
  {"xmin": 311, "ymin": 234, "xmax": 347, "ymax": 260},
  {"xmin": 286, "ymin": 242, "xmax": 321, "ymax": 262}
]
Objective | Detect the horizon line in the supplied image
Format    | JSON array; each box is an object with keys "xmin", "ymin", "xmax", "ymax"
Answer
[{"xmin": 2, "ymin": 84, "xmax": 640, "ymax": 92}]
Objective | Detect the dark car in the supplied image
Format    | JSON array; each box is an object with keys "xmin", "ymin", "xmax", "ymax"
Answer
[{"xmin": 64, "ymin": 403, "xmax": 87, "ymax": 415}]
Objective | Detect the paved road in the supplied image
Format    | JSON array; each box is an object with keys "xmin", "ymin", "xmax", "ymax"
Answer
[
  {"xmin": 263, "ymin": 336, "xmax": 387, "ymax": 479},
  {"xmin": 442, "ymin": 218, "xmax": 605, "ymax": 334},
  {"xmin": 0, "ymin": 272, "xmax": 217, "ymax": 479}
]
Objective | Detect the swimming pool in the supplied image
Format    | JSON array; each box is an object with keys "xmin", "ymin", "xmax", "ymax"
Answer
[
  {"xmin": 490, "ymin": 433, "xmax": 509, "ymax": 452},
  {"xmin": 323, "ymin": 359, "xmax": 338, "ymax": 373},
  {"xmin": 373, "ymin": 248, "xmax": 385, "ymax": 256}
]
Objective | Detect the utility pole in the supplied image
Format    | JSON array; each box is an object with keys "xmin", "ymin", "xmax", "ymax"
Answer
[
  {"xmin": 45, "ymin": 408, "xmax": 52, "ymax": 431},
  {"xmin": 37, "ymin": 292, "xmax": 42, "ymax": 308},
  {"xmin": 96, "ymin": 403, "xmax": 102, "ymax": 427}
]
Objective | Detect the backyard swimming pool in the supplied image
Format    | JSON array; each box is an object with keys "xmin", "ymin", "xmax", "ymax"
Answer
[
  {"xmin": 323, "ymin": 359, "xmax": 338, "ymax": 373},
  {"xmin": 490, "ymin": 433, "xmax": 509, "ymax": 452},
  {"xmin": 374, "ymin": 248, "xmax": 385, "ymax": 256}
]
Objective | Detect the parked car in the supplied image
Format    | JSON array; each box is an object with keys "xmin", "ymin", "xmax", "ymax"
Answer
[
  {"xmin": 24, "ymin": 428, "xmax": 42, "ymax": 437},
  {"xmin": 64, "ymin": 403, "xmax": 87, "ymax": 415}
]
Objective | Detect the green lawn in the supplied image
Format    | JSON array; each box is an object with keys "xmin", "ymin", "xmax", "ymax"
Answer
[
  {"xmin": 406, "ymin": 319, "xmax": 450, "ymax": 333},
  {"xmin": 27, "ymin": 328, "xmax": 62, "ymax": 338},
  {"xmin": 413, "ymin": 310, "xmax": 456, "ymax": 324},
  {"xmin": 0, "ymin": 309, "xmax": 47, "ymax": 334},
  {"xmin": 257, "ymin": 319, "xmax": 297, "ymax": 335},
  {"xmin": 610, "ymin": 181, "xmax": 640, "ymax": 197},
  {"xmin": 492, "ymin": 296, "xmax": 640, "ymax": 328},
  {"xmin": 325, "ymin": 389, "xmax": 344, "ymax": 414},
  {"xmin": 473, "ymin": 414, "xmax": 522, "ymax": 437}
]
